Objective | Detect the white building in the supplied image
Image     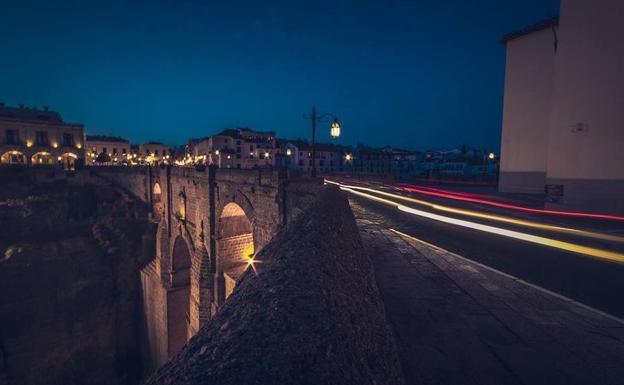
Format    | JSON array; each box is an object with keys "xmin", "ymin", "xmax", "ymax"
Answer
[
  {"xmin": 0, "ymin": 103, "xmax": 85, "ymax": 169},
  {"xmin": 499, "ymin": 0, "xmax": 624, "ymax": 213},
  {"xmin": 189, "ymin": 128, "xmax": 276, "ymax": 169},
  {"xmin": 85, "ymin": 135, "xmax": 131, "ymax": 165}
]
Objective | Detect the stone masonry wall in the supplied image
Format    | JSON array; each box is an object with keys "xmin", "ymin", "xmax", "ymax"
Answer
[
  {"xmin": 144, "ymin": 186, "xmax": 405, "ymax": 385},
  {"xmin": 217, "ymin": 233, "xmax": 254, "ymax": 267}
]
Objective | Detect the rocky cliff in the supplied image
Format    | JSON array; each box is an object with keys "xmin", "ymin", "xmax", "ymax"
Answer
[{"xmin": 0, "ymin": 169, "xmax": 154, "ymax": 385}]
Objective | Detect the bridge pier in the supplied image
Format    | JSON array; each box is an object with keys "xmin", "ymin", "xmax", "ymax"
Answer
[
  {"xmin": 92, "ymin": 165, "xmax": 322, "ymax": 371},
  {"xmin": 134, "ymin": 166, "xmax": 297, "ymax": 370}
]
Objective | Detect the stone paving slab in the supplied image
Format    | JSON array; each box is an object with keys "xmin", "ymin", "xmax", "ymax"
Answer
[{"xmin": 349, "ymin": 200, "xmax": 624, "ymax": 385}]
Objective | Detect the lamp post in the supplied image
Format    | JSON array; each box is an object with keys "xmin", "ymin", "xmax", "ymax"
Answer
[{"xmin": 303, "ymin": 106, "xmax": 341, "ymax": 177}]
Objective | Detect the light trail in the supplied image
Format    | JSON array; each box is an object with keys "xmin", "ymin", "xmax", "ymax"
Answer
[
  {"xmin": 328, "ymin": 180, "xmax": 624, "ymax": 264},
  {"xmin": 326, "ymin": 180, "xmax": 624, "ymax": 243},
  {"xmin": 395, "ymin": 183, "xmax": 624, "ymax": 222},
  {"xmin": 395, "ymin": 183, "xmax": 518, "ymax": 203}
]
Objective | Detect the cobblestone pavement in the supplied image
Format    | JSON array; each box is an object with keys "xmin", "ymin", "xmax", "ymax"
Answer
[{"xmin": 350, "ymin": 200, "xmax": 624, "ymax": 385}]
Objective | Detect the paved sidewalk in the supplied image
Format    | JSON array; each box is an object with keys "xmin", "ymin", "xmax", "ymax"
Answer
[{"xmin": 350, "ymin": 200, "xmax": 624, "ymax": 385}]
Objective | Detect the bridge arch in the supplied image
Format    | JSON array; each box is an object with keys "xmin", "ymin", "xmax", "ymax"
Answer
[
  {"xmin": 167, "ymin": 236, "xmax": 192, "ymax": 357},
  {"xmin": 217, "ymin": 200, "xmax": 254, "ymax": 300}
]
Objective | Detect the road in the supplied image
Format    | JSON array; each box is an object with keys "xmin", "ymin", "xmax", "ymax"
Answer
[
  {"xmin": 339, "ymin": 183, "xmax": 624, "ymax": 385},
  {"xmin": 327, "ymin": 178, "xmax": 624, "ymax": 318}
]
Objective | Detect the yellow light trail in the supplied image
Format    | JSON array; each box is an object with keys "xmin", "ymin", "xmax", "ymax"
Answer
[
  {"xmin": 326, "ymin": 180, "xmax": 624, "ymax": 243},
  {"xmin": 329, "ymin": 181, "xmax": 624, "ymax": 264}
]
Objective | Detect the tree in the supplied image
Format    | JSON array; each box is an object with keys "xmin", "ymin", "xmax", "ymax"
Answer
[{"xmin": 96, "ymin": 151, "xmax": 111, "ymax": 163}]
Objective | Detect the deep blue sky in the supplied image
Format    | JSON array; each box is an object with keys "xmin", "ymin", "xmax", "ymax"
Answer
[{"xmin": 0, "ymin": 0, "xmax": 559, "ymax": 150}]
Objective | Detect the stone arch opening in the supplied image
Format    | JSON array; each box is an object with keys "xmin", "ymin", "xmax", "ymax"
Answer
[
  {"xmin": 1, "ymin": 150, "xmax": 26, "ymax": 165},
  {"xmin": 31, "ymin": 152, "xmax": 54, "ymax": 165},
  {"xmin": 152, "ymin": 182, "xmax": 163, "ymax": 220},
  {"xmin": 217, "ymin": 202, "xmax": 254, "ymax": 300},
  {"xmin": 167, "ymin": 236, "xmax": 191, "ymax": 357},
  {"xmin": 60, "ymin": 152, "xmax": 78, "ymax": 170}
]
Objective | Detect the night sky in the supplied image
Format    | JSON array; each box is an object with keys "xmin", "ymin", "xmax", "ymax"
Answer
[{"xmin": 0, "ymin": 0, "xmax": 559, "ymax": 150}]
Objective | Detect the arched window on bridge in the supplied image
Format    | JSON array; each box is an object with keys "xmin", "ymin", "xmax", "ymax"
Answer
[
  {"xmin": 167, "ymin": 236, "xmax": 191, "ymax": 358},
  {"xmin": 152, "ymin": 182, "xmax": 162, "ymax": 220},
  {"xmin": 217, "ymin": 202, "xmax": 254, "ymax": 300}
]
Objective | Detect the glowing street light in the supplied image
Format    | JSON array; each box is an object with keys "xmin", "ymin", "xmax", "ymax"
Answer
[
  {"xmin": 345, "ymin": 153, "xmax": 352, "ymax": 161},
  {"xmin": 488, "ymin": 152, "xmax": 495, "ymax": 160},
  {"xmin": 303, "ymin": 106, "xmax": 342, "ymax": 177},
  {"xmin": 330, "ymin": 119, "xmax": 341, "ymax": 139}
]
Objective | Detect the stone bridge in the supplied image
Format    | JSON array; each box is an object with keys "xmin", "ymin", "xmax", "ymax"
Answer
[{"xmin": 94, "ymin": 166, "xmax": 320, "ymax": 370}]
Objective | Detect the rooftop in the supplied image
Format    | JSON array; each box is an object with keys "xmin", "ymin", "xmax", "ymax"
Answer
[
  {"xmin": 0, "ymin": 103, "xmax": 64, "ymax": 123},
  {"xmin": 86, "ymin": 135, "xmax": 129, "ymax": 143},
  {"xmin": 501, "ymin": 17, "xmax": 558, "ymax": 44}
]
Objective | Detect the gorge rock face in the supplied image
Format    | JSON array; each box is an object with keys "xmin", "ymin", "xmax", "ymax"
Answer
[{"xmin": 0, "ymin": 170, "xmax": 154, "ymax": 385}]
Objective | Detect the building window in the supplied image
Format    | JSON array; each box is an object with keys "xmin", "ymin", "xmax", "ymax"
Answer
[
  {"xmin": 5, "ymin": 129, "xmax": 20, "ymax": 145},
  {"xmin": 35, "ymin": 131, "xmax": 49, "ymax": 146},
  {"xmin": 113, "ymin": 148, "xmax": 118, "ymax": 155},
  {"xmin": 62, "ymin": 133, "xmax": 74, "ymax": 146},
  {"xmin": 122, "ymin": 148, "xmax": 127, "ymax": 154},
  {"xmin": 103, "ymin": 147, "xmax": 107, "ymax": 154},
  {"xmin": 236, "ymin": 154, "xmax": 241, "ymax": 159}
]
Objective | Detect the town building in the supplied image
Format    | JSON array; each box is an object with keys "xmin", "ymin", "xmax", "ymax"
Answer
[
  {"xmin": 499, "ymin": 0, "xmax": 624, "ymax": 213},
  {"xmin": 352, "ymin": 144, "xmax": 419, "ymax": 179},
  {"xmin": 85, "ymin": 135, "xmax": 131, "ymax": 165},
  {"xmin": 188, "ymin": 128, "xmax": 276, "ymax": 169},
  {"xmin": 139, "ymin": 142, "xmax": 170, "ymax": 164},
  {"xmin": 0, "ymin": 103, "xmax": 85, "ymax": 169},
  {"xmin": 274, "ymin": 140, "xmax": 300, "ymax": 170},
  {"xmin": 294, "ymin": 141, "xmax": 349, "ymax": 175}
]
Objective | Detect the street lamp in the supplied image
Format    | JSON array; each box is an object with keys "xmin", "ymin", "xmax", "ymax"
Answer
[
  {"xmin": 303, "ymin": 106, "xmax": 341, "ymax": 177},
  {"xmin": 330, "ymin": 119, "xmax": 341, "ymax": 139}
]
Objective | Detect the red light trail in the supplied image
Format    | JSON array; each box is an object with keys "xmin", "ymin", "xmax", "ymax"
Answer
[{"xmin": 394, "ymin": 183, "xmax": 624, "ymax": 222}]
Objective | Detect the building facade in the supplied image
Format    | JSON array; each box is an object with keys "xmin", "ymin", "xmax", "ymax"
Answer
[
  {"xmin": 188, "ymin": 128, "xmax": 276, "ymax": 169},
  {"xmin": 139, "ymin": 142, "xmax": 170, "ymax": 164},
  {"xmin": 86, "ymin": 135, "xmax": 131, "ymax": 165},
  {"xmin": 0, "ymin": 104, "xmax": 85, "ymax": 169},
  {"xmin": 499, "ymin": 0, "xmax": 624, "ymax": 213},
  {"xmin": 294, "ymin": 142, "xmax": 349, "ymax": 175}
]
